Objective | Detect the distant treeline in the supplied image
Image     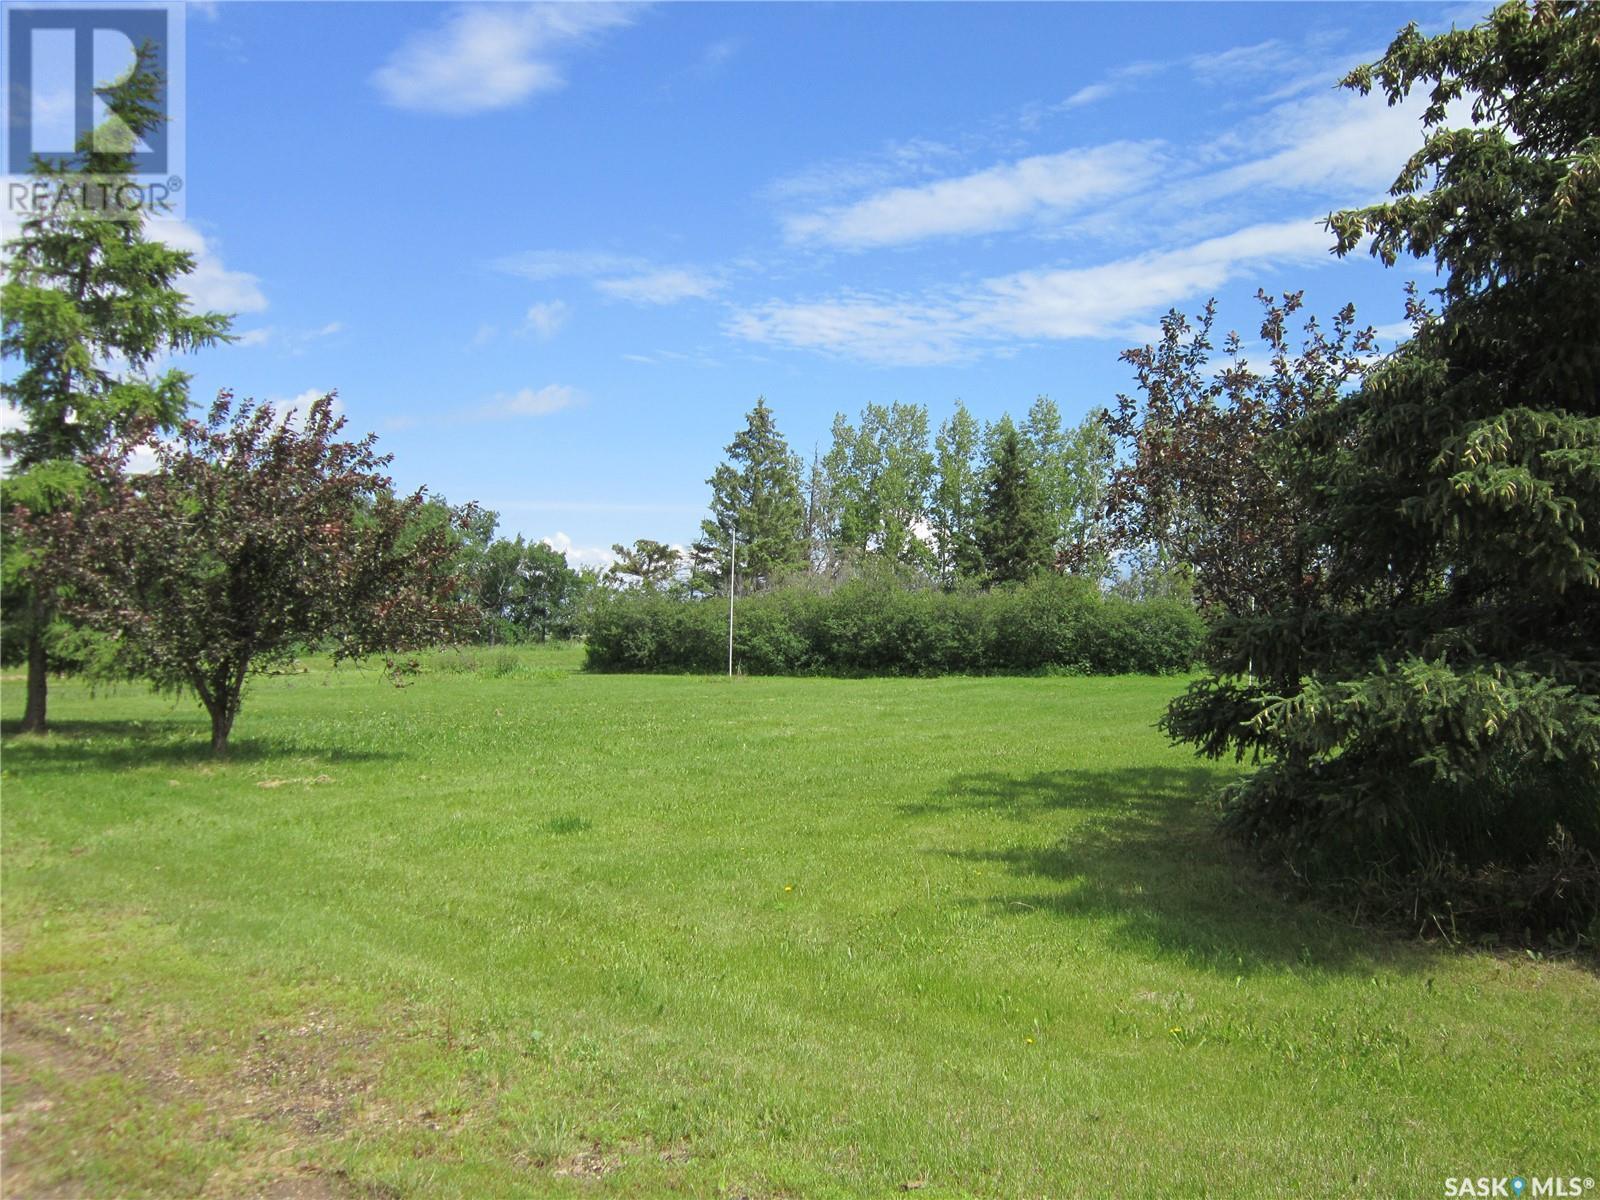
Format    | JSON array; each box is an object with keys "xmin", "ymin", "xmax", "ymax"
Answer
[
  {"xmin": 585, "ymin": 575, "xmax": 1203, "ymax": 676},
  {"xmin": 441, "ymin": 391, "xmax": 1157, "ymax": 654},
  {"xmin": 612, "ymin": 394, "xmax": 1121, "ymax": 597}
]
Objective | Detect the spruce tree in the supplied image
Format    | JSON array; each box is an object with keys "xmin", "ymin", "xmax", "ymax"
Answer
[
  {"xmin": 976, "ymin": 422, "xmax": 1051, "ymax": 586},
  {"xmin": 1167, "ymin": 1, "xmax": 1600, "ymax": 929},
  {"xmin": 1, "ymin": 46, "xmax": 232, "ymax": 732},
  {"xmin": 698, "ymin": 398, "xmax": 806, "ymax": 592}
]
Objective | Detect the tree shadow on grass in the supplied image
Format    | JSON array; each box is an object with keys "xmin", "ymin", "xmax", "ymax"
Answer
[
  {"xmin": 0, "ymin": 717, "xmax": 395, "ymax": 773},
  {"xmin": 907, "ymin": 766, "xmax": 1443, "ymax": 977}
]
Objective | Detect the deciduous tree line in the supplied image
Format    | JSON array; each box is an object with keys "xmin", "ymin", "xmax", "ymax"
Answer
[{"xmin": 612, "ymin": 394, "xmax": 1115, "ymax": 598}]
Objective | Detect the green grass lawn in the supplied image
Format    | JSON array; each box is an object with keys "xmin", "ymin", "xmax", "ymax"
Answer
[{"xmin": 3, "ymin": 647, "xmax": 1596, "ymax": 1198}]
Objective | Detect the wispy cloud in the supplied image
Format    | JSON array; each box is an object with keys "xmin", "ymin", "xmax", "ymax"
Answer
[
  {"xmin": 494, "ymin": 250, "xmax": 720, "ymax": 306},
  {"xmin": 1062, "ymin": 82, "xmax": 1114, "ymax": 109},
  {"xmin": 1194, "ymin": 89, "xmax": 1437, "ymax": 202},
  {"xmin": 523, "ymin": 300, "xmax": 569, "ymax": 339},
  {"xmin": 1059, "ymin": 60, "xmax": 1164, "ymax": 111},
  {"xmin": 594, "ymin": 269, "xmax": 721, "ymax": 304},
  {"xmin": 734, "ymin": 34, "xmax": 1445, "ymax": 368},
  {"xmin": 1055, "ymin": 33, "xmax": 1342, "ymax": 116},
  {"xmin": 266, "ymin": 388, "xmax": 343, "ymax": 428},
  {"xmin": 729, "ymin": 217, "xmax": 1332, "ymax": 366},
  {"xmin": 1188, "ymin": 39, "xmax": 1299, "ymax": 82},
  {"xmin": 764, "ymin": 138, "xmax": 960, "ymax": 207},
  {"xmin": 621, "ymin": 347, "xmax": 723, "ymax": 369},
  {"xmin": 236, "ymin": 321, "xmax": 344, "ymax": 353},
  {"xmin": 783, "ymin": 142, "xmax": 1162, "ymax": 250},
  {"xmin": 371, "ymin": 3, "xmax": 634, "ymax": 115},
  {"xmin": 476, "ymin": 384, "xmax": 583, "ymax": 419}
]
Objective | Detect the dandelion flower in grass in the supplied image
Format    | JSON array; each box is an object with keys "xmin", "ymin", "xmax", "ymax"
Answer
[{"xmin": 784, "ymin": 884, "xmax": 794, "ymax": 892}]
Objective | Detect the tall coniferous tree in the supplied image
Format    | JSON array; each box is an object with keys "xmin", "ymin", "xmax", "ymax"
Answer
[
  {"xmin": 977, "ymin": 422, "xmax": 1052, "ymax": 585},
  {"xmin": 2, "ymin": 46, "xmax": 232, "ymax": 732},
  {"xmin": 1167, "ymin": 1, "xmax": 1600, "ymax": 928},
  {"xmin": 698, "ymin": 398, "xmax": 806, "ymax": 592}
]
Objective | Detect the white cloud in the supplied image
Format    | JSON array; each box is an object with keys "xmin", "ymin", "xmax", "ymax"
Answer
[
  {"xmin": 1049, "ymin": 60, "xmax": 1165, "ymax": 114},
  {"xmin": 479, "ymin": 384, "xmax": 582, "ymax": 419},
  {"xmin": 372, "ymin": 3, "xmax": 633, "ymax": 115},
  {"xmin": 494, "ymin": 250, "xmax": 719, "ymax": 306},
  {"xmin": 764, "ymin": 138, "xmax": 959, "ymax": 208},
  {"xmin": 1188, "ymin": 39, "xmax": 1295, "ymax": 81},
  {"xmin": 148, "ymin": 218, "xmax": 267, "ymax": 315},
  {"xmin": 234, "ymin": 321, "xmax": 343, "ymax": 352},
  {"xmin": 1195, "ymin": 90, "xmax": 1438, "ymax": 202},
  {"xmin": 125, "ymin": 442, "xmax": 162, "ymax": 474},
  {"xmin": 594, "ymin": 269, "xmax": 720, "ymax": 304},
  {"xmin": 983, "ymin": 219, "xmax": 1331, "ymax": 339},
  {"xmin": 523, "ymin": 300, "xmax": 569, "ymax": 338},
  {"xmin": 268, "ymin": 388, "xmax": 343, "ymax": 428},
  {"xmin": 729, "ymin": 293, "xmax": 972, "ymax": 367},
  {"xmin": 730, "ymin": 216, "xmax": 1332, "ymax": 366},
  {"xmin": 1370, "ymin": 319, "xmax": 1418, "ymax": 344},
  {"xmin": 783, "ymin": 142, "xmax": 1161, "ymax": 249},
  {"xmin": 540, "ymin": 531, "xmax": 616, "ymax": 569},
  {"xmin": 0, "ymin": 404, "xmax": 26, "ymax": 462},
  {"xmin": 1062, "ymin": 83, "xmax": 1114, "ymax": 109}
]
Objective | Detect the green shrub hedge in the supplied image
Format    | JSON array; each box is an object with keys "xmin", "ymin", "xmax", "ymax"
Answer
[{"xmin": 585, "ymin": 576, "xmax": 1204, "ymax": 675}]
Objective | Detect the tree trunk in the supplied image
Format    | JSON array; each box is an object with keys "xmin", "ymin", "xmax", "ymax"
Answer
[
  {"xmin": 19, "ymin": 596, "xmax": 48, "ymax": 734},
  {"xmin": 209, "ymin": 705, "xmax": 235, "ymax": 756}
]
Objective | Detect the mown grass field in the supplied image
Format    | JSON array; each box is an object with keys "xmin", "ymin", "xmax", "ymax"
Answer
[{"xmin": 3, "ymin": 646, "xmax": 1596, "ymax": 1198}]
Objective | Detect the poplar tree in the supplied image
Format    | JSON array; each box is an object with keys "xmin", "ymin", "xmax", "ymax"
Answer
[
  {"xmin": 1023, "ymin": 396, "xmax": 1115, "ymax": 577},
  {"xmin": 822, "ymin": 402, "xmax": 934, "ymax": 571},
  {"xmin": 932, "ymin": 401, "xmax": 983, "ymax": 585}
]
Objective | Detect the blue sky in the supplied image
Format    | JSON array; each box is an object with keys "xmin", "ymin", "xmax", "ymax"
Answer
[{"xmin": 55, "ymin": 1, "xmax": 1493, "ymax": 563}]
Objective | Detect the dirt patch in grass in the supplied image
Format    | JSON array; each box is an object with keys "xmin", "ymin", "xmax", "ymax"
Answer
[
  {"xmin": 549, "ymin": 1142, "xmax": 621, "ymax": 1180},
  {"xmin": 1, "ymin": 1005, "xmax": 391, "ymax": 1199}
]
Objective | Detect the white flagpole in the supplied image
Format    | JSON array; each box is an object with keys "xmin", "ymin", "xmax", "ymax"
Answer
[{"xmin": 727, "ymin": 526, "xmax": 736, "ymax": 677}]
